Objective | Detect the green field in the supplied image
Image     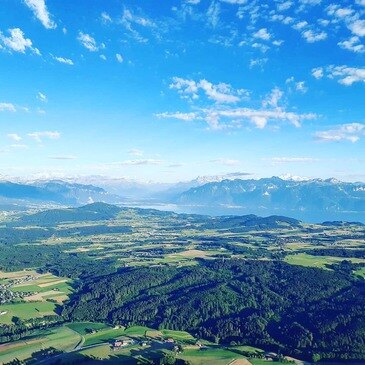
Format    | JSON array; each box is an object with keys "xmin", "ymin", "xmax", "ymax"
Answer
[
  {"xmin": 0, "ymin": 326, "xmax": 81, "ymax": 364},
  {"xmin": 66, "ymin": 321, "xmax": 111, "ymax": 335},
  {"xmin": 284, "ymin": 253, "xmax": 365, "ymax": 269},
  {"xmin": 0, "ymin": 301, "xmax": 57, "ymax": 325},
  {"xmin": 83, "ymin": 327, "xmax": 129, "ymax": 346},
  {"xmin": 178, "ymin": 347, "xmax": 247, "ymax": 365}
]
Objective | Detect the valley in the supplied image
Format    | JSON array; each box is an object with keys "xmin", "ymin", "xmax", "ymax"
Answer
[{"xmin": 0, "ymin": 203, "xmax": 364, "ymax": 364}]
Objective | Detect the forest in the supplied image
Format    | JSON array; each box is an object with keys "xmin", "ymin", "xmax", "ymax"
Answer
[{"xmin": 63, "ymin": 259, "xmax": 365, "ymax": 362}]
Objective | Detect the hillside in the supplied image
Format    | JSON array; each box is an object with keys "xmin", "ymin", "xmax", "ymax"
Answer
[
  {"xmin": 177, "ymin": 177, "xmax": 365, "ymax": 222},
  {"xmin": 0, "ymin": 180, "xmax": 122, "ymax": 206}
]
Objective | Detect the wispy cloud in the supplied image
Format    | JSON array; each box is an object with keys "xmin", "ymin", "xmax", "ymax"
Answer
[
  {"xmin": 116, "ymin": 53, "xmax": 124, "ymax": 63},
  {"xmin": 155, "ymin": 112, "xmax": 199, "ymax": 121},
  {"xmin": 7, "ymin": 133, "xmax": 22, "ymax": 142},
  {"xmin": 315, "ymin": 123, "xmax": 365, "ymax": 142},
  {"xmin": 118, "ymin": 159, "xmax": 162, "ymax": 166},
  {"xmin": 170, "ymin": 77, "xmax": 248, "ymax": 103},
  {"xmin": 52, "ymin": 55, "xmax": 74, "ymax": 65},
  {"xmin": 128, "ymin": 148, "xmax": 144, "ymax": 156},
  {"xmin": 77, "ymin": 32, "xmax": 100, "ymax": 52},
  {"xmin": 28, "ymin": 131, "xmax": 61, "ymax": 142},
  {"xmin": 0, "ymin": 103, "xmax": 16, "ymax": 112},
  {"xmin": 24, "ymin": 0, "xmax": 56, "ymax": 29},
  {"xmin": 268, "ymin": 157, "xmax": 319, "ymax": 164},
  {"xmin": 37, "ymin": 92, "xmax": 47, "ymax": 102}
]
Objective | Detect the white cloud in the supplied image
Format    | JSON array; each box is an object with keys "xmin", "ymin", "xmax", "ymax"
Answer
[
  {"xmin": 24, "ymin": 0, "xmax": 56, "ymax": 29},
  {"xmin": 299, "ymin": 0, "xmax": 321, "ymax": 5},
  {"xmin": 293, "ymin": 21, "xmax": 308, "ymax": 30},
  {"xmin": 170, "ymin": 77, "xmax": 248, "ymax": 103},
  {"xmin": 10, "ymin": 144, "xmax": 28, "ymax": 149},
  {"xmin": 119, "ymin": 159, "xmax": 162, "ymax": 166},
  {"xmin": 0, "ymin": 103, "xmax": 16, "ymax": 112},
  {"xmin": 101, "ymin": 12, "xmax": 112, "ymax": 23},
  {"xmin": 302, "ymin": 30, "xmax": 327, "ymax": 43},
  {"xmin": 249, "ymin": 58, "xmax": 268, "ymax": 68},
  {"xmin": 155, "ymin": 112, "xmax": 199, "ymax": 121},
  {"xmin": 207, "ymin": 1, "xmax": 221, "ymax": 28},
  {"xmin": 100, "ymin": 54, "xmax": 107, "ymax": 61},
  {"xmin": 7, "ymin": 133, "xmax": 22, "ymax": 142},
  {"xmin": 295, "ymin": 81, "xmax": 308, "ymax": 93},
  {"xmin": 28, "ymin": 131, "xmax": 61, "ymax": 142},
  {"xmin": 253, "ymin": 28, "xmax": 271, "ymax": 40},
  {"xmin": 315, "ymin": 123, "xmax": 365, "ymax": 142},
  {"xmin": 277, "ymin": 1, "xmax": 293, "ymax": 11},
  {"xmin": 312, "ymin": 67, "xmax": 324, "ymax": 79},
  {"xmin": 0, "ymin": 28, "xmax": 40, "ymax": 55},
  {"xmin": 327, "ymin": 65, "xmax": 365, "ymax": 86},
  {"xmin": 251, "ymin": 42, "xmax": 270, "ymax": 53},
  {"xmin": 338, "ymin": 36, "xmax": 364, "ymax": 53},
  {"xmin": 128, "ymin": 148, "xmax": 144, "ymax": 156},
  {"xmin": 220, "ymin": 0, "xmax": 247, "ymax": 3},
  {"xmin": 53, "ymin": 55, "xmax": 74, "ymax": 65},
  {"xmin": 121, "ymin": 8, "xmax": 154, "ymax": 28},
  {"xmin": 116, "ymin": 53, "xmax": 124, "ymax": 63},
  {"xmin": 205, "ymin": 108, "xmax": 316, "ymax": 129},
  {"xmin": 262, "ymin": 87, "xmax": 283, "ymax": 108},
  {"xmin": 37, "ymin": 92, "xmax": 47, "ymax": 102},
  {"xmin": 348, "ymin": 19, "xmax": 365, "ymax": 37},
  {"xmin": 269, "ymin": 157, "xmax": 318, "ymax": 164},
  {"xmin": 77, "ymin": 32, "xmax": 99, "ymax": 52}
]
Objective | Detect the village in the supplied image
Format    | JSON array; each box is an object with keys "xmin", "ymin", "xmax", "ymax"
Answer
[{"xmin": 0, "ymin": 274, "xmax": 39, "ymax": 305}]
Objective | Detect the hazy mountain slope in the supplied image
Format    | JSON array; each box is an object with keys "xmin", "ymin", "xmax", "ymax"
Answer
[
  {"xmin": 0, "ymin": 180, "xmax": 122, "ymax": 206},
  {"xmin": 177, "ymin": 177, "xmax": 365, "ymax": 219}
]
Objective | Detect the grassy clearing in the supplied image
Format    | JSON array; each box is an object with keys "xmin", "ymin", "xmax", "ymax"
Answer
[
  {"xmin": 0, "ymin": 301, "xmax": 57, "ymax": 325},
  {"xmin": 284, "ymin": 253, "xmax": 365, "ymax": 269},
  {"xmin": 160, "ymin": 329, "xmax": 195, "ymax": 342},
  {"xmin": 355, "ymin": 267, "xmax": 365, "ymax": 279},
  {"xmin": 66, "ymin": 321, "xmax": 111, "ymax": 335},
  {"xmin": 0, "ymin": 326, "xmax": 81, "ymax": 364},
  {"xmin": 178, "ymin": 347, "xmax": 245, "ymax": 365},
  {"xmin": 83, "ymin": 327, "xmax": 128, "ymax": 346}
]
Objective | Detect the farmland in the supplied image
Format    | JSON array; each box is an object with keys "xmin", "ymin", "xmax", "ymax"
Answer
[{"xmin": 0, "ymin": 203, "xmax": 364, "ymax": 364}]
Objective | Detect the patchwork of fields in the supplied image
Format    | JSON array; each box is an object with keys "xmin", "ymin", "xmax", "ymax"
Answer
[{"xmin": 0, "ymin": 203, "xmax": 364, "ymax": 364}]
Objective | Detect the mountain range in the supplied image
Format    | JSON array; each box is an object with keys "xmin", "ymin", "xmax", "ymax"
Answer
[{"xmin": 0, "ymin": 176, "xmax": 364, "ymax": 222}]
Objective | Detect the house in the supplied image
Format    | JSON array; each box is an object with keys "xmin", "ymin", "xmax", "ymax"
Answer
[
  {"xmin": 264, "ymin": 352, "xmax": 278, "ymax": 361},
  {"xmin": 113, "ymin": 340, "xmax": 123, "ymax": 349},
  {"xmin": 165, "ymin": 338, "xmax": 175, "ymax": 343}
]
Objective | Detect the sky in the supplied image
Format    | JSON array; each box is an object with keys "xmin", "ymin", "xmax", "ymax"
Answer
[{"xmin": 0, "ymin": 0, "xmax": 364, "ymax": 183}]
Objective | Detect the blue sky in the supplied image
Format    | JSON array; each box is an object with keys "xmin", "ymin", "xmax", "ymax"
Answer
[{"xmin": 0, "ymin": 0, "xmax": 364, "ymax": 183}]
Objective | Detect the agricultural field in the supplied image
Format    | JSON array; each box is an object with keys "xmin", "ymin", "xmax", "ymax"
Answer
[
  {"xmin": 0, "ymin": 325, "xmax": 81, "ymax": 364},
  {"xmin": 0, "ymin": 203, "xmax": 364, "ymax": 364},
  {"xmin": 0, "ymin": 271, "xmax": 73, "ymax": 325}
]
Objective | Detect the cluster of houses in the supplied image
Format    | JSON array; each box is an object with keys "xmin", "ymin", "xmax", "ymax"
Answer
[
  {"xmin": 111, "ymin": 336, "xmax": 178, "ymax": 351},
  {"xmin": 0, "ymin": 274, "xmax": 38, "ymax": 304}
]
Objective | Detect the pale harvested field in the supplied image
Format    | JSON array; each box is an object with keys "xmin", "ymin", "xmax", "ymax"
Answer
[
  {"xmin": 39, "ymin": 279, "xmax": 68, "ymax": 287},
  {"xmin": 0, "ymin": 270, "xmax": 38, "ymax": 280},
  {"xmin": 229, "ymin": 359, "xmax": 251, "ymax": 365}
]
